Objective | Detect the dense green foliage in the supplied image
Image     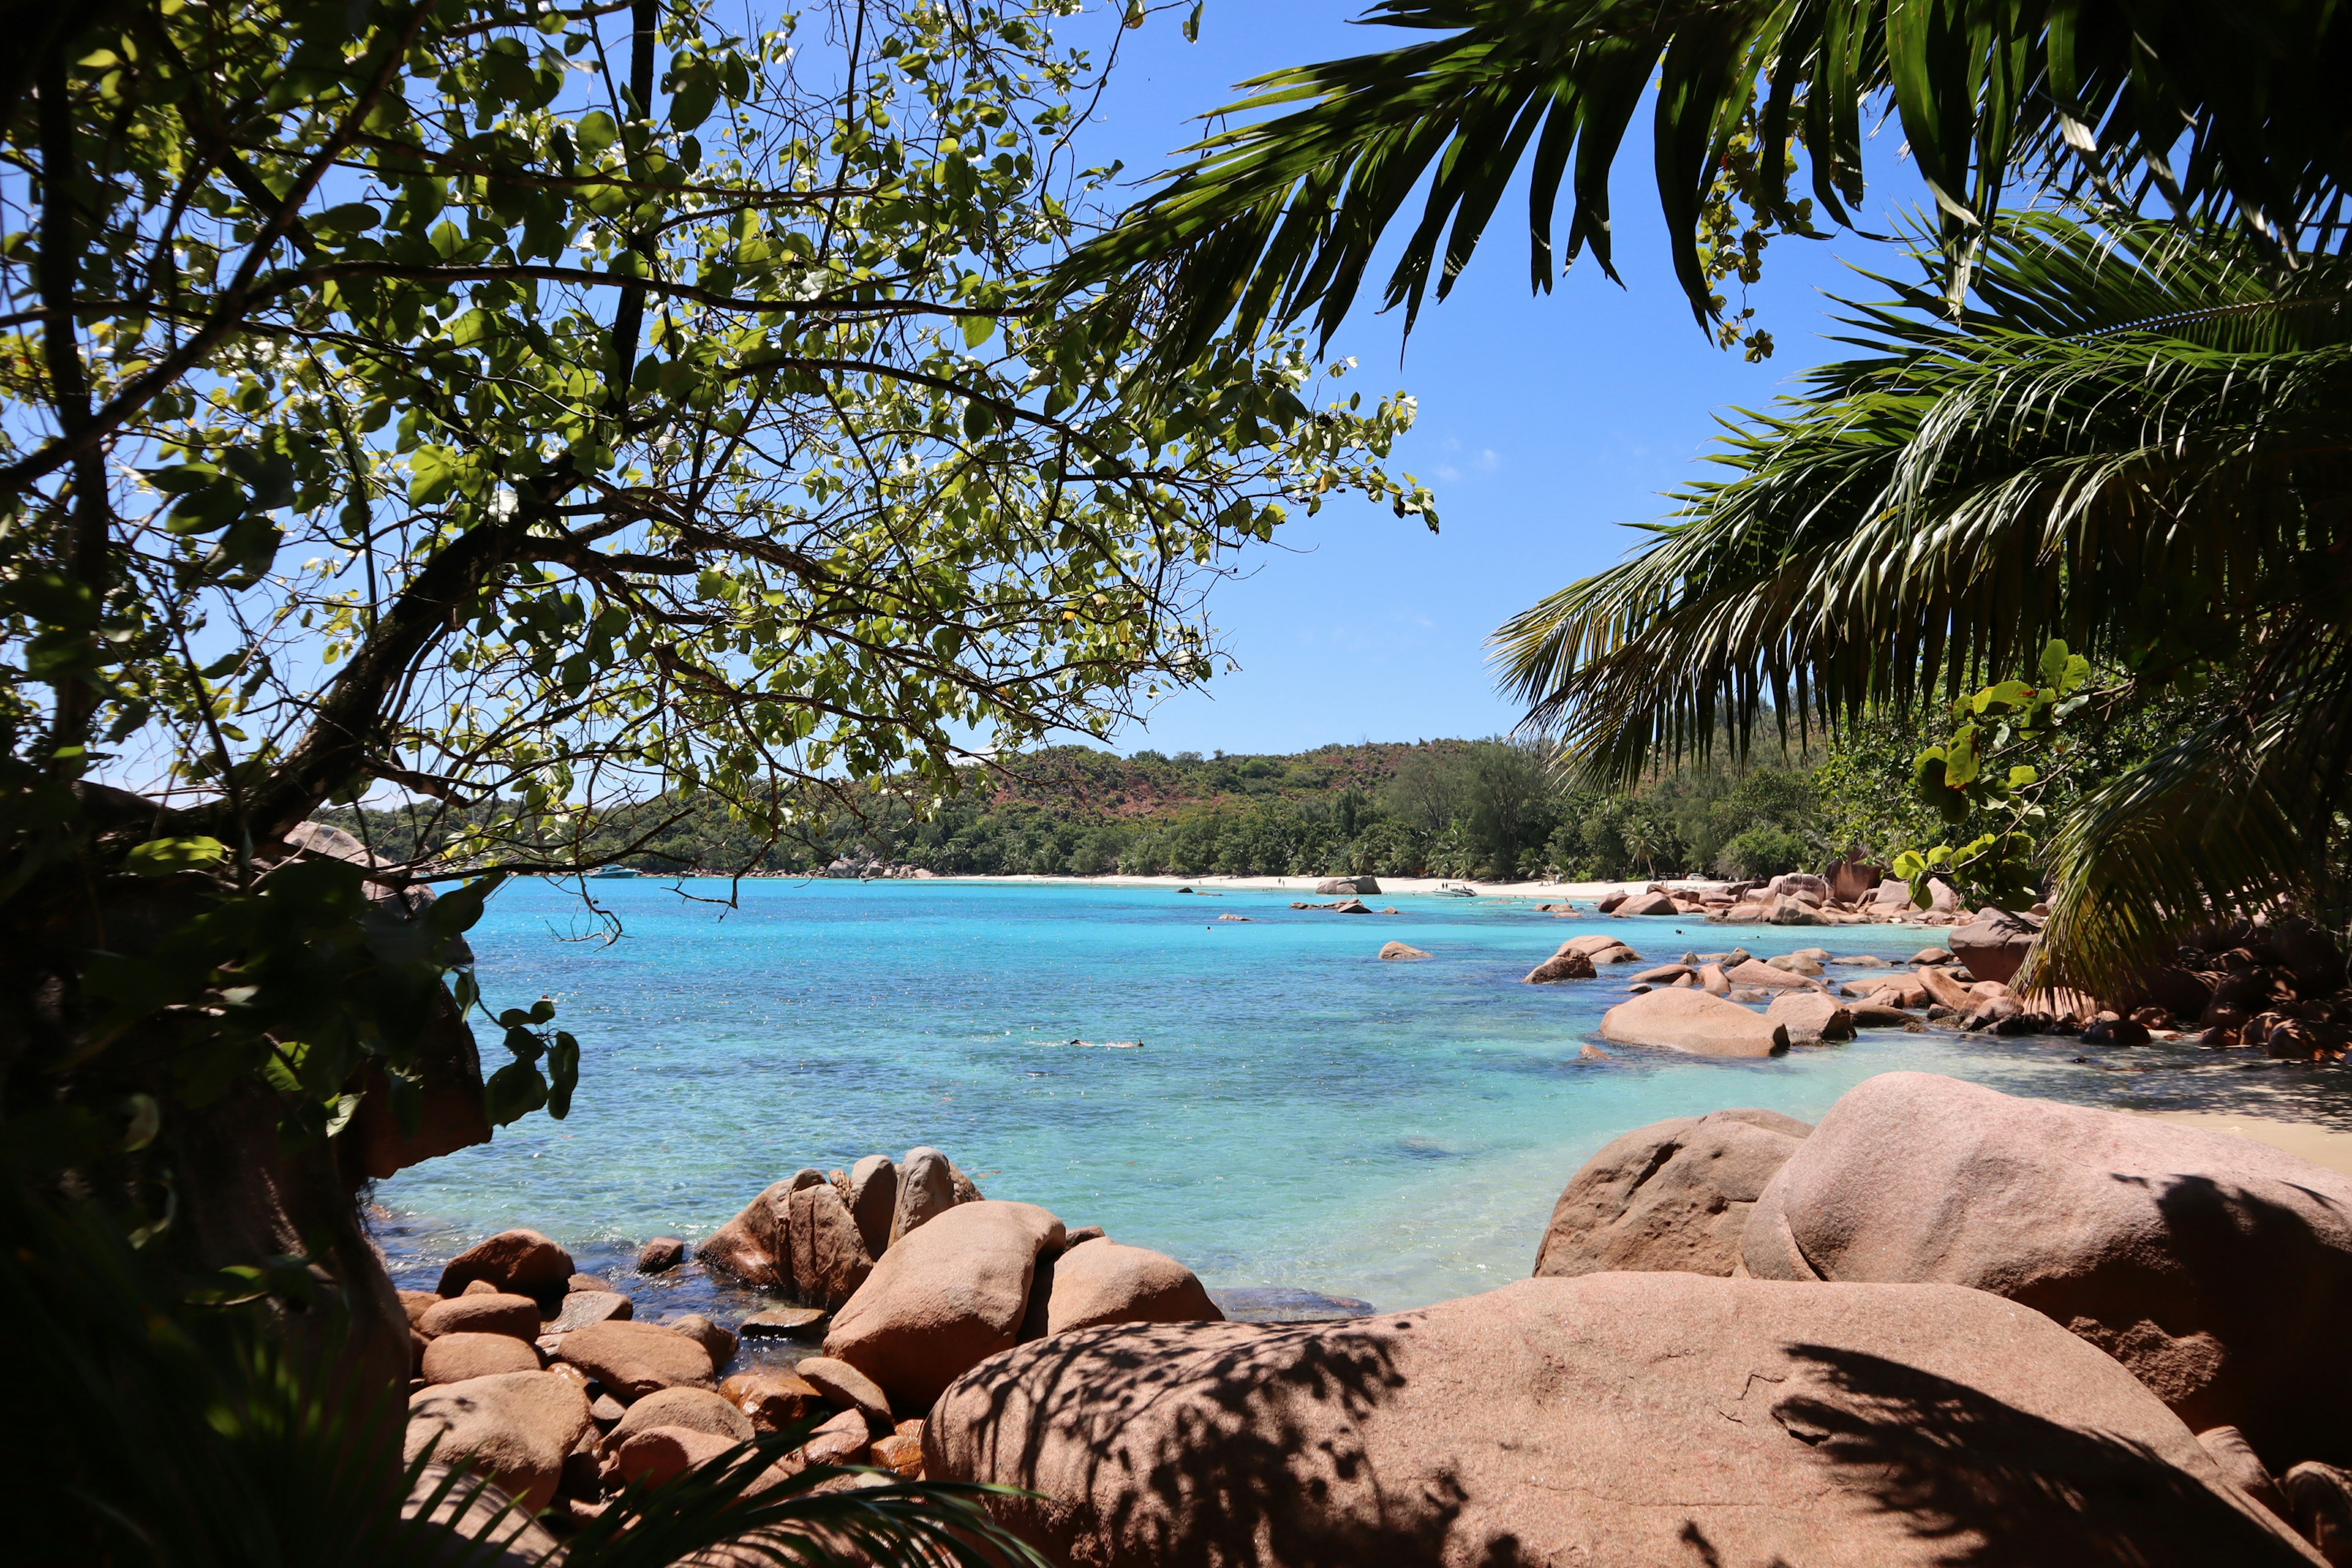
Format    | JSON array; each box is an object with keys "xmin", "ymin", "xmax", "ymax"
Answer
[{"xmin": 338, "ymin": 736, "xmax": 1828, "ymax": 881}]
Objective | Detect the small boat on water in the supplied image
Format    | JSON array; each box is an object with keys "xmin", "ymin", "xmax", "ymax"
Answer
[
  {"xmin": 1433, "ymin": 881, "xmax": 1478, "ymax": 897},
  {"xmin": 589, "ymin": 866, "xmax": 640, "ymax": 880}
]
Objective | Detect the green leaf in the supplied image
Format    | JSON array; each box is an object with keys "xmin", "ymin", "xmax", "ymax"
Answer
[
  {"xmin": 1941, "ymin": 725, "xmax": 1980, "ymax": 789},
  {"xmin": 484, "ymin": 1060, "xmax": 549, "ymax": 1126},
  {"xmin": 961, "ymin": 313, "xmax": 995, "ymax": 349},
  {"xmin": 576, "ymin": 110, "xmax": 617, "ymax": 156},
  {"xmin": 124, "ymin": 836, "xmax": 230, "ymax": 876}
]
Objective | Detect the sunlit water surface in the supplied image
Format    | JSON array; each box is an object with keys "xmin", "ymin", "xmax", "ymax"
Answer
[{"xmin": 374, "ymin": 878, "xmax": 2352, "ymax": 1314}]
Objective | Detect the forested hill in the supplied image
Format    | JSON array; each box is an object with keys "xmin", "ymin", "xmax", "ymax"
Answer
[{"xmin": 341, "ymin": 738, "xmax": 1844, "ymax": 884}]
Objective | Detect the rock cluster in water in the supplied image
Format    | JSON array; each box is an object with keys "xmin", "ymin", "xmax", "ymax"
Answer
[
  {"xmin": 397, "ymin": 1147, "xmax": 1223, "ymax": 1537},
  {"xmin": 927, "ymin": 1071, "xmax": 2352, "ymax": 1566}
]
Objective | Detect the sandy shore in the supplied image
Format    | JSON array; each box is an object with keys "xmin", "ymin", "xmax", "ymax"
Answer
[{"xmin": 2136, "ymin": 1112, "xmax": 2352, "ymax": 1181}]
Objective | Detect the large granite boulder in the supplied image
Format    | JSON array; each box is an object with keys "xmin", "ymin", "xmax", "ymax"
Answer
[
  {"xmin": 825, "ymin": 1199, "xmax": 1065, "ymax": 1412},
  {"xmin": 847, "ymin": 1153, "xmax": 898, "ymax": 1259},
  {"xmin": 1533, "ymin": 1110, "xmax": 1811, "ymax": 1278},
  {"xmin": 1950, "ymin": 906, "xmax": 2040, "ymax": 985},
  {"xmin": 1616, "ymin": 891, "xmax": 1679, "ymax": 916},
  {"xmin": 1766, "ymin": 990, "xmax": 1856, "ymax": 1044},
  {"xmin": 1038, "ymin": 1239, "xmax": 1224, "ymax": 1335},
  {"xmin": 928, "ymin": 1273, "xmax": 2316, "ymax": 1567},
  {"xmin": 890, "ymin": 1146, "xmax": 959, "ymax": 1246},
  {"xmin": 1743, "ymin": 1071, "xmax": 2352, "ymax": 1469},
  {"xmin": 788, "ymin": 1176, "xmax": 874, "ymax": 1308},
  {"xmin": 405, "ymin": 1371, "xmax": 592, "ymax": 1512},
  {"xmin": 1597, "ymin": 987, "xmax": 1789, "ymax": 1057},
  {"xmin": 696, "ymin": 1173, "xmax": 815, "ymax": 1289},
  {"xmin": 436, "ymin": 1229, "xmax": 575, "ymax": 1299}
]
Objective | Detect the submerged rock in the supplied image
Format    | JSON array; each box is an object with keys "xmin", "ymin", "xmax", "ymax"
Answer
[
  {"xmin": 927, "ymin": 1273, "xmax": 2312, "ymax": 1567},
  {"xmin": 1379, "ymin": 941, "xmax": 1431, "ymax": 960}
]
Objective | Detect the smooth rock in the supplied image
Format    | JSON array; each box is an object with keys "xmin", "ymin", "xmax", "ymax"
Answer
[
  {"xmin": 695, "ymin": 1175, "xmax": 807, "ymax": 1289},
  {"xmin": 609, "ymin": 1425, "xmax": 737, "ymax": 1488},
  {"xmin": 788, "ymin": 1177, "xmax": 875, "ymax": 1309},
  {"xmin": 1725, "ymin": 958, "xmax": 1823, "ymax": 991},
  {"xmin": 1743, "ymin": 1071, "xmax": 2352, "ymax": 1468},
  {"xmin": 1533, "ymin": 1109, "xmax": 1811, "ymax": 1278},
  {"xmin": 826, "ymin": 1200, "xmax": 1065, "ymax": 1412},
  {"xmin": 1521, "ymin": 949, "xmax": 1596, "ymax": 984},
  {"xmin": 1914, "ymin": 963, "xmax": 1978, "ymax": 1009},
  {"xmin": 1617, "ymin": 891, "xmax": 1679, "ymax": 916},
  {"xmin": 421, "ymin": 1332, "xmax": 541, "ymax": 1384},
  {"xmin": 568, "ymin": 1272, "xmax": 613, "ymax": 1294},
  {"xmin": 556, "ymin": 1320, "xmax": 717, "ymax": 1403},
  {"xmin": 608, "ymin": 1385, "xmax": 755, "ymax": 1448},
  {"xmin": 1850, "ymin": 1001, "xmax": 1917, "ymax": 1028},
  {"xmin": 890, "ymin": 1147, "xmax": 959, "ymax": 1246},
  {"xmin": 1042, "ymin": 1240, "xmax": 1223, "ymax": 1335},
  {"xmin": 846, "ymin": 1154, "xmax": 898, "ymax": 1259},
  {"xmin": 869, "ymin": 1430, "xmax": 924, "ymax": 1477},
  {"xmin": 1379, "ymin": 941, "xmax": 1431, "ymax": 960},
  {"xmin": 1951, "ymin": 906, "xmax": 2041, "ymax": 986},
  {"xmin": 420, "ymin": 1292, "xmax": 543, "ymax": 1342},
  {"xmin": 1910, "ymin": 946, "xmax": 1956, "ymax": 965},
  {"xmin": 1629, "ymin": 963, "xmax": 1694, "ymax": 986},
  {"xmin": 635, "ymin": 1237, "xmax": 686, "ymax": 1275},
  {"xmin": 664, "ymin": 1311, "xmax": 738, "ymax": 1369},
  {"xmin": 722, "ymin": 1368, "xmax": 826, "ymax": 1433},
  {"xmin": 1697, "ymin": 963, "xmax": 1730, "ymax": 995},
  {"xmin": 1558, "ymin": 934, "xmax": 1642, "ymax": 962},
  {"xmin": 929, "ymin": 1273, "xmax": 2315, "ymax": 1567},
  {"xmin": 793, "ymin": 1355, "xmax": 893, "ymax": 1432},
  {"xmin": 405, "ymin": 1371, "xmax": 592, "ymax": 1512},
  {"xmin": 1598, "ymin": 987, "xmax": 1789, "ymax": 1058},
  {"xmin": 1766, "ymin": 990, "xmax": 1856, "ymax": 1045},
  {"xmin": 545, "ymin": 1289, "xmax": 633, "ymax": 1335},
  {"xmin": 437, "ymin": 1229, "xmax": 575, "ymax": 1299},
  {"xmin": 399, "ymin": 1289, "xmax": 442, "ymax": 1330},
  {"xmin": 403, "ymin": 1463, "xmax": 563, "ymax": 1564}
]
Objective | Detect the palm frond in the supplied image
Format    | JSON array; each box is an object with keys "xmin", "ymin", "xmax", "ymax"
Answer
[
  {"xmin": 1060, "ymin": 0, "xmax": 2352, "ymax": 360},
  {"xmin": 1492, "ymin": 212, "xmax": 2352, "ymax": 782}
]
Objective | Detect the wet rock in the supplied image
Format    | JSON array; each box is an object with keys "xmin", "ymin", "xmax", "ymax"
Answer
[
  {"xmin": 1766, "ymin": 991, "xmax": 1856, "ymax": 1045},
  {"xmin": 737, "ymin": 1306, "xmax": 828, "ymax": 1340},
  {"xmin": 1743, "ymin": 1071, "xmax": 2352, "ymax": 1468},
  {"xmin": 927, "ymin": 1273, "xmax": 2313, "ymax": 1568},
  {"xmin": 825, "ymin": 1200, "xmax": 1066, "ymax": 1412},
  {"xmin": 635, "ymin": 1237, "xmax": 685, "ymax": 1275},
  {"xmin": 696, "ymin": 1174, "xmax": 814, "ymax": 1289},
  {"xmin": 1534, "ymin": 1110, "xmax": 1811, "ymax": 1278},
  {"xmin": 544, "ymin": 1290, "xmax": 633, "ymax": 1335},
  {"xmin": 1522, "ymin": 949, "xmax": 1597, "ymax": 984},
  {"xmin": 437, "ymin": 1230, "xmax": 575, "ymax": 1299},
  {"xmin": 1379, "ymin": 941, "xmax": 1431, "ymax": 960},
  {"xmin": 1597, "ymin": 989, "xmax": 1789, "ymax": 1058}
]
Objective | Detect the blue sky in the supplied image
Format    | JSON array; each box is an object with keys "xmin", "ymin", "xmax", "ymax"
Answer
[{"xmin": 1071, "ymin": 1, "xmax": 1924, "ymax": 756}]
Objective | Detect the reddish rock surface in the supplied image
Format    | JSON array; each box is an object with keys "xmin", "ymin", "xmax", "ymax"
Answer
[
  {"xmin": 788, "ymin": 1177, "xmax": 875, "ymax": 1308},
  {"xmin": 791, "ymin": 1356, "xmax": 892, "ymax": 1431},
  {"xmin": 405, "ymin": 1371, "xmax": 592, "ymax": 1511},
  {"xmin": 1039, "ymin": 1240, "xmax": 1223, "ymax": 1336},
  {"xmin": 1743, "ymin": 1071, "xmax": 2352, "ymax": 1469},
  {"xmin": 421, "ymin": 1332, "xmax": 541, "ymax": 1384},
  {"xmin": 556, "ymin": 1320, "xmax": 717, "ymax": 1403},
  {"xmin": 1521, "ymin": 948, "xmax": 1597, "ymax": 984},
  {"xmin": 695, "ymin": 1173, "xmax": 815, "ymax": 1289},
  {"xmin": 1766, "ymin": 990, "xmax": 1856, "ymax": 1044},
  {"xmin": 606, "ymin": 1385, "xmax": 754, "ymax": 1447},
  {"xmin": 928, "ymin": 1273, "xmax": 2314, "ymax": 1567},
  {"xmin": 437, "ymin": 1229, "xmax": 575, "ymax": 1298},
  {"xmin": 1598, "ymin": 987, "xmax": 1789, "ymax": 1057},
  {"xmin": 419, "ymin": 1292, "xmax": 541, "ymax": 1341},
  {"xmin": 635, "ymin": 1236, "xmax": 686, "ymax": 1275},
  {"xmin": 722, "ymin": 1369, "xmax": 826, "ymax": 1432},
  {"xmin": 826, "ymin": 1200, "xmax": 1065, "ymax": 1412},
  {"xmin": 1533, "ymin": 1109, "xmax": 1811, "ymax": 1278}
]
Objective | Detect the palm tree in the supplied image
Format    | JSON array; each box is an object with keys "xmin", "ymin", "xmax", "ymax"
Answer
[
  {"xmin": 1061, "ymin": 0, "xmax": 2352, "ymax": 361},
  {"xmin": 1488, "ymin": 213, "xmax": 2352, "ymax": 992}
]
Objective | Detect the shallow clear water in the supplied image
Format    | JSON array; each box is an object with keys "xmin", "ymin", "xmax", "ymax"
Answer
[{"xmin": 374, "ymin": 878, "xmax": 2352, "ymax": 1312}]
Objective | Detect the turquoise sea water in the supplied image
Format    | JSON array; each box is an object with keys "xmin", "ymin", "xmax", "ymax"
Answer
[{"xmin": 374, "ymin": 878, "xmax": 2351, "ymax": 1313}]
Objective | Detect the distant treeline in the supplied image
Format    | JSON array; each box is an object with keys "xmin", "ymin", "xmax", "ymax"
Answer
[{"xmin": 332, "ymin": 737, "xmax": 1839, "ymax": 883}]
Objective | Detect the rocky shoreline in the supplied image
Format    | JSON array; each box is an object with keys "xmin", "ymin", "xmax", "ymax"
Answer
[{"xmin": 402, "ymin": 1074, "xmax": 2352, "ymax": 1564}]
